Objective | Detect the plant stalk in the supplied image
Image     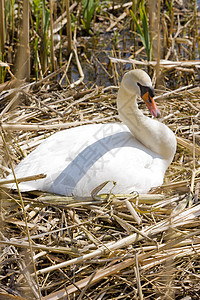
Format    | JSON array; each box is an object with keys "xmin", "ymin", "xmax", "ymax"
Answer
[{"xmin": 66, "ymin": 0, "xmax": 72, "ymax": 55}]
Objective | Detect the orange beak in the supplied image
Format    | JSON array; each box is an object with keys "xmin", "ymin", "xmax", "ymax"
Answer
[{"xmin": 142, "ymin": 92, "xmax": 161, "ymax": 118}]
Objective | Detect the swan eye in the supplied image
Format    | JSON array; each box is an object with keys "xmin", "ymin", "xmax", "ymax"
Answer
[
  {"xmin": 148, "ymin": 87, "xmax": 155, "ymax": 98},
  {"xmin": 137, "ymin": 82, "xmax": 155, "ymax": 99}
]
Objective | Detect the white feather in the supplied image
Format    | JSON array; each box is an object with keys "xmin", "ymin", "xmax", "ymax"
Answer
[{"xmin": 4, "ymin": 70, "xmax": 177, "ymax": 196}]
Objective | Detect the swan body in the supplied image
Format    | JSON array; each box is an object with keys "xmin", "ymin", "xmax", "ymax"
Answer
[{"xmin": 4, "ymin": 70, "xmax": 177, "ymax": 196}]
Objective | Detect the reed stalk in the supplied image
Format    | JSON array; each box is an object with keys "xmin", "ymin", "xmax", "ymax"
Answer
[
  {"xmin": 50, "ymin": 0, "xmax": 56, "ymax": 71},
  {"xmin": 22, "ymin": 0, "xmax": 30, "ymax": 81},
  {"xmin": 66, "ymin": 0, "xmax": 72, "ymax": 54},
  {"xmin": 156, "ymin": 0, "xmax": 161, "ymax": 86},
  {"xmin": 16, "ymin": 0, "xmax": 30, "ymax": 81},
  {"xmin": 41, "ymin": 0, "xmax": 50, "ymax": 73},
  {"xmin": 0, "ymin": 0, "xmax": 5, "ymax": 55}
]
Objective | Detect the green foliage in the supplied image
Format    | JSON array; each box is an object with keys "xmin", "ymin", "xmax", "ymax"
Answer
[
  {"xmin": 113, "ymin": 30, "xmax": 120, "ymax": 50},
  {"xmin": 166, "ymin": 0, "xmax": 173, "ymax": 16},
  {"xmin": 130, "ymin": 4, "xmax": 151, "ymax": 61},
  {"xmin": 33, "ymin": 0, "xmax": 40, "ymax": 31},
  {"xmin": 32, "ymin": 0, "xmax": 41, "ymax": 79},
  {"xmin": 136, "ymin": 0, "xmax": 145, "ymax": 9},
  {"xmin": 42, "ymin": 0, "xmax": 50, "ymax": 35},
  {"xmin": 31, "ymin": 0, "xmax": 50, "ymax": 78},
  {"xmin": 96, "ymin": 0, "xmax": 110, "ymax": 13},
  {"xmin": 70, "ymin": 13, "xmax": 77, "ymax": 33},
  {"xmin": 81, "ymin": 0, "xmax": 99, "ymax": 33},
  {"xmin": 5, "ymin": 0, "xmax": 15, "ymax": 41}
]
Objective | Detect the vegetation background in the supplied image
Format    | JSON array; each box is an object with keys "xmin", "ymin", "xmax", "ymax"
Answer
[{"xmin": 0, "ymin": 0, "xmax": 199, "ymax": 86}]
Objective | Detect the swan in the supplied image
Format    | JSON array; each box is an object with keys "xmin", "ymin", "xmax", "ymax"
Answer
[{"xmin": 4, "ymin": 69, "xmax": 177, "ymax": 196}]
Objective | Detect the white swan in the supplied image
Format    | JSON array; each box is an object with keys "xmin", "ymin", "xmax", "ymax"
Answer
[{"xmin": 4, "ymin": 69, "xmax": 176, "ymax": 196}]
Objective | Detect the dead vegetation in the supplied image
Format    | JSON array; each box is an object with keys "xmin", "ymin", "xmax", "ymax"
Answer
[{"xmin": 0, "ymin": 0, "xmax": 200, "ymax": 299}]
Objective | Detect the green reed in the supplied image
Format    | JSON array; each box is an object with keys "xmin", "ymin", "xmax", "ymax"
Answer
[
  {"xmin": 81, "ymin": 0, "xmax": 99, "ymax": 34},
  {"xmin": 130, "ymin": 3, "xmax": 151, "ymax": 61}
]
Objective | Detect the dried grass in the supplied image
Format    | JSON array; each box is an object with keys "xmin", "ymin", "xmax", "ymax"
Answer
[{"xmin": 0, "ymin": 68, "xmax": 200, "ymax": 299}]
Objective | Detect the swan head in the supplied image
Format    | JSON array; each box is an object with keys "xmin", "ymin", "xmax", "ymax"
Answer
[{"xmin": 119, "ymin": 69, "xmax": 161, "ymax": 118}]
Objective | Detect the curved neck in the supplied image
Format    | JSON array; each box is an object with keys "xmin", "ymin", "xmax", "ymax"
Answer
[{"xmin": 117, "ymin": 86, "xmax": 176, "ymax": 162}]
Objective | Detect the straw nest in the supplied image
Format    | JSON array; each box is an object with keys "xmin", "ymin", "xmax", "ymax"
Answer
[{"xmin": 0, "ymin": 61, "xmax": 200, "ymax": 300}]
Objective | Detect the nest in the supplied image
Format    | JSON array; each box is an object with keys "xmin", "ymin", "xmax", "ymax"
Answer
[{"xmin": 0, "ymin": 65, "xmax": 200, "ymax": 300}]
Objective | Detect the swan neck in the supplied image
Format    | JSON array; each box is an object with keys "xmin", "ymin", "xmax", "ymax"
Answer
[
  {"xmin": 117, "ymin": 85, "xmax": 142, "ymax": 126},
  {"xmin": 117, "ymin": 85, "xmax": 176, "ymax": 162}
]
